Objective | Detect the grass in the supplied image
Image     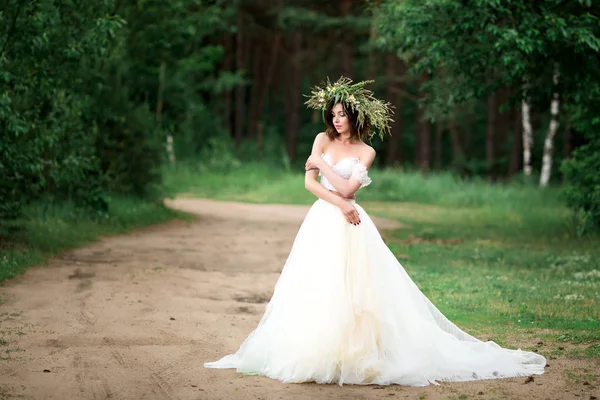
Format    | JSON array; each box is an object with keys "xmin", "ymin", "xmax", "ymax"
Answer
[
  {"xmin": 0, "ymin": 195, "xmax": 184, "ymax": 283},
  {"xmin": 165, "ymin": 162, "xmax": 600, "ymax": 360}
]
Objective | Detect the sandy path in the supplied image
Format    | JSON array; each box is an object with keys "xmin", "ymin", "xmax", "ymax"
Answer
[{"xmin": 0, "ymin": 198, "xmax": 596, "ymax": 400}]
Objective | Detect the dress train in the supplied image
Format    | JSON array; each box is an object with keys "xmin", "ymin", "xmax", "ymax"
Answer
[{"xmin": 204, "ymin": 199, "xmax": 546, "ymax": 386}]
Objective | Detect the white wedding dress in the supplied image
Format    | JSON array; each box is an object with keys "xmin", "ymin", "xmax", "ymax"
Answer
[{"xmin": 204, "ymin": 153, "xmax": 546, "ymax": 386}]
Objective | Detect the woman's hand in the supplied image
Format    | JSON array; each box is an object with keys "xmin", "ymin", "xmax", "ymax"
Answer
[
  {"xmin": 305, "ymin": 155, "xmax": 323, "ymax": 171},
  {"xmin": 340, "ymin": 201, "xmax": 361, "ymax": 225}
]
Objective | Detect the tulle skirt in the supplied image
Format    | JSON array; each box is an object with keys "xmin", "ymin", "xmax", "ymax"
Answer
[{"xmin": 204, "ymin": 199, "xmax": 546, "ymax": 386}]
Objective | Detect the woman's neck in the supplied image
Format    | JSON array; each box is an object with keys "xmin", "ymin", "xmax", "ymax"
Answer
[{"xmin": 337, "ymin": 133, "xmax": 355, "ymax": 145}]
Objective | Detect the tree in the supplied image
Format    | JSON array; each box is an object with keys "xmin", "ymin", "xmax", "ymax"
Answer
[
  {"xmin": 375, "ymin": 0, "xmax": 600, "ymax": 152},
  {"xmin": 521, "ymin": 96, "xmax": 534, "ymax": 178},
  {"xmin": 0, "ymin": 0, "xmax": 239, "ymax": 235},
  {"xmin": 539, "ymin": 65, "xmax": 561, "ymax": 187},
  {"xmin": 0, "ymin": 1, "xmax": 124, "ymax": 226}
]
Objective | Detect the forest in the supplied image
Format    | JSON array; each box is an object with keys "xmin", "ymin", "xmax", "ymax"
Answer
[
  {"xmin": 1, "ymin": 2, "xmax": 600, "ymax": 397},
  {"xmin": 1, "ymin": 0, "xmax": 599, "ymax": 270}
]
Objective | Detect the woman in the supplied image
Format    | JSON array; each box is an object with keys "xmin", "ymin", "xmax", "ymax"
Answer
[{"xmin": 204, "ymin": 77, "xmax": 546, "ymax": 386}]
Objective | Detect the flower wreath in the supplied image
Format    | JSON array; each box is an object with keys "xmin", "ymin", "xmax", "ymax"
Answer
[{"xmin": 304, "ymin": 76, "xmax": 394, "ymax": 141}]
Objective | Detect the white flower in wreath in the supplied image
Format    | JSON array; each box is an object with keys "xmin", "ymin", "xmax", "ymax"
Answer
[{"xmin": 318, "ymin": 90, "xmax": 326, "ymax": 105}]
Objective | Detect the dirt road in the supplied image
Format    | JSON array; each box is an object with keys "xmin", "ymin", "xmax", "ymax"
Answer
[{"xmin": 0, "ymin": 198, "xmax": 596, "ymax": 400}]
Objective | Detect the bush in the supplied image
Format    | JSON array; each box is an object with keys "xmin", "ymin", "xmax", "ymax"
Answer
[
  {"xmin": 561, "ymin": 137, "xmax": 600, "ymax": 235},
  {"xmin": 0, "ymin": 2, "xmax": 124, "ymax": 230}
]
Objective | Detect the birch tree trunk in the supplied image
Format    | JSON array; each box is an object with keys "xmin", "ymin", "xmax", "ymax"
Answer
[
  {"xmin": 521, "ymin": 95, "xmax": 533, "ymax": 177},
  {"xmin": 156, "ymin": 61, "xmax": 174, "ymax": 165},
  {"xmin": 539, "ymin": 65, "xmax": 561, "ymax": 187}
]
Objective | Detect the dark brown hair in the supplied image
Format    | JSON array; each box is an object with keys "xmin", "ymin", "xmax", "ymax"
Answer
[{"xmin": 323, "ymin": 102, "xmax": 370, "ymax": 142}]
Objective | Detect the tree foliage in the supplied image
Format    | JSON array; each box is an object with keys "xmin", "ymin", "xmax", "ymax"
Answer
[
  {"xmin": 561, "ymin": 136, "xmax": 600, "ymax": 235},
  {"xmin": 0, "ymin": 0, "xmax": 123, "ymax": 226},
  {"xmin": 375, "ymin": 0, "xmax": 600, "ymax": 114},
  {"xmin": 375, "ymin": 0, "xmax": 600, "ymax": 228},
  {"xmin": 0, "ymin": 0, "xmax": 236, "ymax": 234},
  {"xmin": 2, "ymin": 0, "xmax": 599, "ymax": 237}
]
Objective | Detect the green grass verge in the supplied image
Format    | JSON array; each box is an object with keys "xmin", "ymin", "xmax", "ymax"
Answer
[
  {"xmin": 165, "ymin": 162, "xmax": 600, "ymax": 359},
  {"xmin": 376, "ymin": 203, "xmax": 599, "ymax": 359},
  {"xmin": 0, "ymin": 195, "xmax": 185, "ymax": 283}
]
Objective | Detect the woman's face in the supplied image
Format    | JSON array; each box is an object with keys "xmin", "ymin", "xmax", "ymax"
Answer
[{"xmin": 331, "ymin": 103, "xmax": 349, "ymax": 135}]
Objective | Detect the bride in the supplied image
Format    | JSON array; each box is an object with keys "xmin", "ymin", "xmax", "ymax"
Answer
[{"xmin": 204, "ymin": 77, "xmax": 546, "ymax": 386}]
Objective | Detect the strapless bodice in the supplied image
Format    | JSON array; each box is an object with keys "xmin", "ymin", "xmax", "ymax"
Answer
[{"xmin": 319, "ymin": 153, "xmax": 372, "ymax": 191}]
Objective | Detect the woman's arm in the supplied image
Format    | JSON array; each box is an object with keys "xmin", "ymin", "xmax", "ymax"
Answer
[
  {"xmin": 304, "ymin": 133, "xmax": 361, "ymax": 224},
  {"xmin": 314, "ymin": 147, "xmax": 375, "ymax": 198},
  {"xmin": 304, "ymin": 170, "xmax": 347, "ymax": 207},
  {"xmin": 303, "ymin": 133, "xmax": 348, "ymax": 207},
  {"xmin": 305, "ymin": 171, "xmax": 362, "ymax": 225}
]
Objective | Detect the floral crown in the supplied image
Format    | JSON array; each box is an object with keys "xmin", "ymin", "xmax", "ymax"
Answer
[{"xmin": 304, "ymin": 76, "xmax": 394, "ymax": 141}]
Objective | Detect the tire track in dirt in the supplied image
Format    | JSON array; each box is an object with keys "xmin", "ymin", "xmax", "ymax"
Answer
[{"xmin": 0, "ymin": 198, "xmax": 596, "ymax": 400}]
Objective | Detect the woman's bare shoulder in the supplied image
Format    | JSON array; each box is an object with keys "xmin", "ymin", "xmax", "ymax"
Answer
[
  {"xmin": 311, "ymin": 132, "xmax": 330, "ymax": 154},
  {"xmin": 315, "ymin": 132, "xmax": 330, "ymax": 142},
  {"xmin": 359, "ymin": 142, "xmax": 376, "ymax": 158}
]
